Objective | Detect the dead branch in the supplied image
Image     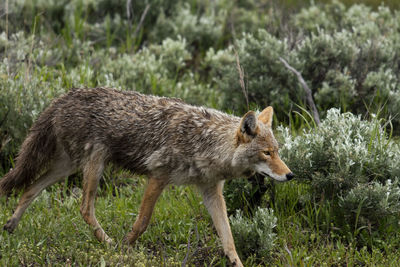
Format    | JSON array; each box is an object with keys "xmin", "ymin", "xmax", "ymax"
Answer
[
  {"xmin": 133, "ymin": 4, "xmax": 150, "ymax": 38},
  {"xmin": 279, "ymin": 57, "xmax": 321, "ymax": 125}
]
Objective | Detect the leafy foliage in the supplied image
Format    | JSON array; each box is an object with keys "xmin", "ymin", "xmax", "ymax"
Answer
[
  {"xmin": 230, "ymin": 207, "xmax": 277, "ymax": 259},
  {"xmin": 339, "ymin": 180, "xmax": 400, "ymax": 229},
  {"xmin": 279, "ymin": 109, "xmax": 400, "ymax": 237},
  {"xmin": 209, "ymin": 2, "xmax": 400, "ymax": 128}
]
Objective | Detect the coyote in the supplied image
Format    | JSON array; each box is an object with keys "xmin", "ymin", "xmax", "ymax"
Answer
[{"xmin": 0, "ymin": 88, "xmax": 293, "ymax": 266}]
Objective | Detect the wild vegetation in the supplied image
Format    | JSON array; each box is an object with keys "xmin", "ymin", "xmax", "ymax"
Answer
[{"xmin": 1, "ymin": 0, "xmax": 400, "ymax": 265}]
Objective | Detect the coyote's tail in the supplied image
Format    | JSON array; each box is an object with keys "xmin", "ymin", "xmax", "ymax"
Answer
[{"xmin": 0, "ymin": 108, "xmax": 57, "ymax": 195}]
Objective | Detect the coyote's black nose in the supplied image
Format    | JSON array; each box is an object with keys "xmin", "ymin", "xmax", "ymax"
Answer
[{"xmin": 286, "ymin": 172, "xmax": 294, "ymax": 181}]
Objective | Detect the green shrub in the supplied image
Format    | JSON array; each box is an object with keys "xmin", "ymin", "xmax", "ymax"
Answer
[
  {"xmin": 338, "ymin": 180, "xmax": 400, "ymax": 229},
  {"xmin": 93, "ymin": 37, "xmax": 216, "ymax": 105},
  {"xmin": 0, "ymin": 64, "xmax": 65, "ymax": 170},
  {"xmin": 207, "ymin": 2, "xmax": 400, "ymax": 127},
  {"xmin": 207, "ymin": 29, "xmax": 296, "ymax": 115},
  {"xmin": 150, "ymin": 3, "xmax": 225, "ymax": 51},
  {"xmin": 3, "ymin": 0, "xmax": 180, "ymax": 48},
  {"xmin": 230, "ymin": 207, "xmax": 277, "ymax": 260},
  {"xmin": 293, "ymin": 3, "xmax": 342, "ymax": 33},
  {"xmin": 278, "ymin": 109, "xmax": 400, "ymax": 235},
  {"xmin": 97, "ymin": 37, "xmax": 191, "ymax": 93}
]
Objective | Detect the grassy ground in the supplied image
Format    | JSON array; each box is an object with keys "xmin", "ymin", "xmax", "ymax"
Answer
[
  {"xmin": 0, "ymin": 175, "xmax": 220, "ymax": 266},
  {"xmin": 1, "ymin": 173, "xmax": 400, "ymax": 266}
]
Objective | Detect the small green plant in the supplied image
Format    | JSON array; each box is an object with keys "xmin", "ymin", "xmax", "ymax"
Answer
[
  {"xmin": 338, "ymin": 180, "xmax": 400, "ymax": 231},
  {"xmin": 230, "ymin": 207, "xmax": 277, "ymax": 260}
]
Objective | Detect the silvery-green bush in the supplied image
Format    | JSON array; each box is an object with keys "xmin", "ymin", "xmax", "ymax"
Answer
[
  {"xmin": 208, "ymin": 2, "xmax": 400, "ymax": 127},
  {"xmin": 97, "ymin": 37, "xmax": 191, "ymax": 92},
  {"xmin": 279, "ymin": 109, "xmax": 400, "ymax": 229},
  {"xmin": 339, "ymin": 180, "xmax": 400, "ymax": 228},
  {"xmin": 207, "ymin": 29, "xmax": 296, "ymax": 113},
  {"xmin": 230, "ymin": 207, "xmax": 277, "ymax": 259},
  {"xmin": 94, "ymin": 37, "xmax": 216, "ymax": 105},
  {"xmin": 150, "ymin": 3, "xmax": 225, "ymax": 51}
]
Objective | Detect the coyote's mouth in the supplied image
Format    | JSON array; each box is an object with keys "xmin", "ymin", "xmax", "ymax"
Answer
[
  {"xmin": 258, "ymin": 171, "xmax": 294, "ymax": 182},
  {"xmin": 256, "ymin": 168, "xmax": 291, "ymax": 182}
]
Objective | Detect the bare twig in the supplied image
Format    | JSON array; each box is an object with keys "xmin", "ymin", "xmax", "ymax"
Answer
[
  {"xmin": 279, "ymin": 57, "xmax": 321, "ymax": 125},
  {"xmin": 234, "ymin": 49, "xmax": 249, "ymax": 110},
  {"xmin": 181, "ymin": 230, "xmax": 192, "ymax": 267},
  {"xmin": 133, "ymin": 4, "xmax": 150, "ymax": 38}
]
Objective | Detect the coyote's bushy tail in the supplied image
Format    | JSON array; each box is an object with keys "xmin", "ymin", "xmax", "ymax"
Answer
[{"xmin": 0, "ymin": 108, "xmax": 57, "ymax": 195}]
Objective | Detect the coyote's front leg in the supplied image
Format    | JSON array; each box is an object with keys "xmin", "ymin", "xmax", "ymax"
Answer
[
  {"xmin": 125, "ymin": 177, "xmax": 167, "ymax": 244},
  {"xmin": 199, "ymin": 181, "xmax": 243, "ymax": 267}
]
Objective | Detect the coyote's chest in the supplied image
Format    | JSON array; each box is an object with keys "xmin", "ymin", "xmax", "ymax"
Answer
[{"xmin": 144, "ymin": 145, "xmax": 235, "ymax": 185}]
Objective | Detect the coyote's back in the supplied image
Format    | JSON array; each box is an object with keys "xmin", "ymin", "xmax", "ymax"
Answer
[
  {"xmin": 0, "ymin": 87, "xmax": 293, "ymax": 267},
  {"xmin": 43, "ymin": 87, "xmax": 241, "ymax": 183}
]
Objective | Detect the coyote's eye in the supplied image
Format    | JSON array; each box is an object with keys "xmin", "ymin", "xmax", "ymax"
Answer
[{"xmin": 263, "ymin": 151, "xmax": 271, "ymax": 156}]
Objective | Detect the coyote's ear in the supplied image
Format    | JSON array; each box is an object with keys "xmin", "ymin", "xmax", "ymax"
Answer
[
  {"xmin": 238, "ymin": 111, "xmax": 258, "ymax": 139},
  {"xmin": 258, "ymin": 106, "xmax": 273, "ymax": 127}
]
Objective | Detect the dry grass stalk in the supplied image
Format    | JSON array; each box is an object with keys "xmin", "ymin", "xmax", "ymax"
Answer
[{"xmin": 234, "ymin": 49, "xmax": 249, "ymax": 110}]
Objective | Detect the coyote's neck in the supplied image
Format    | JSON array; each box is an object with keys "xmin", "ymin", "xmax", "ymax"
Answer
[{"xmin": 199, "ymin": 120, "xmax": 245, "ymax": 180}]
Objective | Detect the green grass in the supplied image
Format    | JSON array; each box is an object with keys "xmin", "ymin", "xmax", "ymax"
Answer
[
  {"xmin": 1, "ymin": 176, "xmax": 400, "ymax": 266},
  {"xmin": 0, "ymin": 174, "xmax": 227, "ymax": 266}
]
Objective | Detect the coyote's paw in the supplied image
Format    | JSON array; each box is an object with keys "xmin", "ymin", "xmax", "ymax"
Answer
[
  {"xmin": 122, "ymin": 235, "xmax": 132, "ymax": 245},
  {"xmin": 123, "ymin": 231, "xmax": 139, "ymax": 245},
  {"xmin": 3, "ymin": 218, "xmax": 18, "ymax": 233},
  {"xmin": 227, "ymin": 255, "xmax": 243, "ymax": 267},
  {"xmin": 104, "ymin": 236, "xmax": 114, "ymax": 246},
  {"xmin": 230, "ymin": 259, "xmax": 243, "ymax": 267},
  {"xmin": 93, "ymin": 227, "xmax": 114, "ymax": 245}
]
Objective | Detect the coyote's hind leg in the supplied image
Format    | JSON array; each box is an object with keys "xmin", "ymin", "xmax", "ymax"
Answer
[
  {"xmin": 4, "ymin": 150, "xmax": 75, "ymax": 233},
  {"xmin": 125, "ymin": 177, "xmax": 167, "ymax": 244},
  {"xmin": 80, "ymin": 145, "xmax": 112, "ymax": 244}
]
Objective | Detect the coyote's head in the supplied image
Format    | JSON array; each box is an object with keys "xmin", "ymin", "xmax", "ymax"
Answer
[{"xmin": 233, "ymin": 107, "xmax": 294, "ymax": 182}]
